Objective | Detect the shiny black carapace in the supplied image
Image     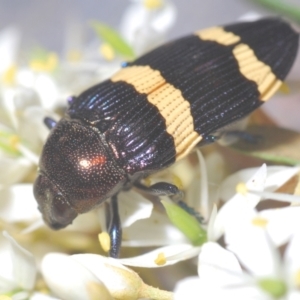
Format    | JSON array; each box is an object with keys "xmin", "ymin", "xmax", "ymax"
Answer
[{"xmin": 34, "ymin": 18, "xmax": 299, "ymax": 257}]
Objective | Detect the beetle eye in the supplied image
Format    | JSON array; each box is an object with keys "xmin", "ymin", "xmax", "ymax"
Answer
[
  {"xmin": 49, "ymin": 194, "xmax": 78, "ymax": 229},
  {"xmin": 34, "ymin": 173, "xmax": 78, "ymax": 230},
  {"xmin": 44, "ymin": 117, "xmax": 57, "ymax": 130}
]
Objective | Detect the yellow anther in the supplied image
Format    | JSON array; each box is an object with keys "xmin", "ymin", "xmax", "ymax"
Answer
[
  {"xmin": 67, "ymin": 49, "xmax": 82, "ymax": 62},
  {"xmin": 143, "ymin": 176, "xmax": 152, "ymax": 187},
  {"xmin": 294, "ymin": 269, "xmax": 300, "ymax": 287},
  {"xmin": 172, "ymin": 174, "xmax": 184, "ymax": 190},
  {"xmin": 278, "ymin": 82, "xmax": 290, "ymax": 94},
  {"xmin": 98, "ymin": 232, "xmax": 111, "ymax": 253},
  {"xmin": 0, "ymin": 296, "xmax": 11, "ymax": 300},
  {"xmin": 251, "ymin": 217, "xmax": 268, "ymax": 228},
  {"xmin": 236, "ymin": 182, "xmax": 248, "ymax": 195},
  {"xmin": 30, "ymin": 52, "xmax": 58, "ymax": 72},
  {"xmin": 9, "ymin": 135, "xmax": 20, "ymax": 150},
  {"xmin": 47, "ymin": 53, "xmax": 58, "ymax": 70},
  {"xmin": 144, "ymin": 0, "xmax": 163, "ymax": 9},
  {"xmin": 154, "ymin": 252, "xmax": 166, "ymax": 266},
  {"xmin": 2, "ymin": 64, "xmax": 17, "ymax": 85},
  {"xmin": 100, "ymin": 43, "xmax": 115, "ymax": 61}
]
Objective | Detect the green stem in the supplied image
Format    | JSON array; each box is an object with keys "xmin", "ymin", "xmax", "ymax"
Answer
[
  {"xmin": 251, "ymin": 0, "xmax": 300, "ymax": 23},
  {"xmin": 139, "ymin": 283, "xmax": 173, "ymax": 300}
]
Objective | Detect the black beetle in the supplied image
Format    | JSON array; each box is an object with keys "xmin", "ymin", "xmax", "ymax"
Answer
[{"xmin": 34, "ymin": 18, "xmax": 299, "ymax": 257}]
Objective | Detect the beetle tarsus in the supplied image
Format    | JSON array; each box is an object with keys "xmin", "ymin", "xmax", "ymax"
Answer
[
  {"xmin": 135, "ymin": 181, "xmax": 204, "ymax": 222},
  {"xmin": 177, "ymin": 200, "xmax": 205, "ymax": 223}
]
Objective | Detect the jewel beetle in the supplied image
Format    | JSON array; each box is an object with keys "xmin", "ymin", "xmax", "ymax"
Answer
[{"xmin": 34, "ymin": 18, "xmax": 299, "ymax": 257}]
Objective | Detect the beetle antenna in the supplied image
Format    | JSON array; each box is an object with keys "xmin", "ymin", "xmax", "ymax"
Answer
[
  {"xmin": 44, "ymin": 117, "xmax": 57, "ymax": 130},
  {"xmin": 67, "ymin": 95, "xmax": 76, "ymax": 106}
]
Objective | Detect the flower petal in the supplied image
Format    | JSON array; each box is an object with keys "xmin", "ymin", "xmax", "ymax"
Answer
[
  {"xmin": 41, "ymin": 253, "xmax": 106, "ymax": 300},
  {"xmin": 122, "ymin": 209, "xmax": 188, "ymax": 247},
  {"xmin": 0, "ymin": 184, "xmax": 41, "ymax": 223},
  {"xmin": 207, "ymin": 204, "xmax": 218, "ymax": 241},
  {"xmin": 225, "ymin": 214, "xmax": 282, "ymax": 277},
  {"xmin": 259, "ymin": 207, "xmax": 300, "ymax": 246},
  {"xmin": 3, "ymin": 231, "xmax": 36, "ymax": 290},
  {"xmin": 34, "ymin": 74, "xmax": 60, "ymax": 110},
  {"xmin": 118, "ymin": 243, "xmax": 201, "ymax": 267},
  {"xmin": 213, "ymin": 164, "xmax": 267, "ymax": 240},
  {"xmin": 284, "ymin": 231, "xmax": 300, "ymax": 289},
  {"xmin": 120, "ymin": 0, "xmax": 176, "ymax": 55},
  {"xmin": 219, "ymin": 164, "xmax": 267, "ymax": 203},
  {"xmin": 0, "ymin": 27, "xmax": 20, "ymax": 74},
  {"xmin": 30, "ymin": 292, "xmax": 61, "ymax": 300},
  {"xmin": 118, "ymin": 190, "xmax": 153, "ymax": 228},
  {"xmin": 0, "ymin": 157, "xmax": 32, "ymax": 187},
  {"xmin": 219, "ymin": 166, "xmax": 299, "ymax": 202},
  {"xmin": 174, "ymin": 277, "xmax": 202, "ymax": 300},
  {"xmin": 198, "ymin": 242, "xmax": 243, "ymax": 286},
  {"xmin": 72, "ymin": 254, "xmax": 144, "ymax": 300}
]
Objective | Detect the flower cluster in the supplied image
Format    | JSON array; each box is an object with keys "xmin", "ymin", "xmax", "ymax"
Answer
[{"xmin": 0, "ymin": 1, "xmax": 300, "ymax": 300}]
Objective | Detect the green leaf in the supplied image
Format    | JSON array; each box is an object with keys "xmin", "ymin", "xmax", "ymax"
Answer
[
  {"xmin": 258, "ymin": 278, "xmax": 287, "ymax": 298},
  {"xmin": 229, "ymin": 125, "xmax": 300, "ymax": 165},
  {"xmin": 250, "ymin": 0, "xmax": 300, "ymax": 24},
  {"xmin": 90, "ymin": 21, "xmax": 135, "ymax": 59},
  {"xmin": 162, "ymin": 200, "xmax": 207, "ymax": 246}
]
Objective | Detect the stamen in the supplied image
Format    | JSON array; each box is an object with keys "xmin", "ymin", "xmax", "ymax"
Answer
[
  {"xmin": 236, "ymin": 182, "xmax": 248, "ymax": 195},
  {"xmin": 144, "ymin": 0, "xmax": 163, "ymax": 9},
  {"xmin": 2, "ymin": 65, "xmax": 17, "ymax": 85},
  {"xmin": 251, "ymin": 217, "xmax": 268, "ymax": 228},
  {"xmin": 154, "ymin": 252, "xmax": 166, "ymax": 266},
  {"xmin": 294, "ymin": 269, "xmax": 300, "ymax": 287},
  {"xmin": 30, "ymin": 52, "xmax": 58, "ymax": 72},
  {"xmin": 278, "ymin": 82, "xmax": 289, "ymax": 94},
  {"xmin": 100, "ymin": 43, "xmax": 115, "ymax": 61},
  {"xmin": 172, "ymin": 174, "xmax": 184, "ymax": 190},
  {"xmin": 8, "ymin": 135, "xmax": 20, "ymax": 150},
  {"xmin": 98, "ymin": 232, "xmax": 111, "ymax": 253}
]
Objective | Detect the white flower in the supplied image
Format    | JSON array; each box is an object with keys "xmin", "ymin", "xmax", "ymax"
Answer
[
  {"xmin": 0, "ymin": 231, "xmax": 37, "ymax": 299},
  {"xmin": 41, "ymin": 252, "xmax": 173, "ymax": 300},
  {"xmin": 175, "ymin": 233, "xmax": 300, "ymax": 300},
  {"xmin": 213, "ymin": 164, "xmax": 300, "ymax": 242},
  {"xmin": 0, "ymin": 27, "xmax": 20, "ymax": 76},
  {"xmin": 0, "ymin": 184, "xmax": 40, "ymax": 224},
  {"xmin": 95, "ymin": 151, "xmax": 300, "ymax": 269},
  {"xmin": 120, "ymin": 0, "xmax": 176, "ymax": 55},
  {"xmin": 121, "ymin": 161, "xmax": 300, "ymax": 268},
  {"xmin": 41, "ymin": 253, "xmax": 112, "ymax": 300}
]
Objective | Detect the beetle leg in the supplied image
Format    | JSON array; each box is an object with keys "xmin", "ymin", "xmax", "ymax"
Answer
[
  {"xmin": 134, "ymin": 182, "xmax": 204, "ymax": 223},
  {"xmin": 220, "ymin": 130, "xmax": 262, "ymax": 144},
  {"xmin": 197, "ymin": 134, "xmax": 218, "ymax": 147},
  {"xmin": 198, "ymin": 130, "xmax": 262, "ymax": 148},
  {"xmin": 134, "ymin": 181, "xmax": 183, "ymax": 200},
  {"xmin": 44, "ymin": 117, "xmax": 57, "ymax": 130},
  {"xmin": 176, "ymin": 200, "xmax": 205, "ymax": 223},
  {"xmin": 107, "ymin": 194, "xmax": 122, "ymax": 258}
]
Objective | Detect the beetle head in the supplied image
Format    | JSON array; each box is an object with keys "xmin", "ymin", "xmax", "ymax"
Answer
[{"xmin": 33, "ymin": 118, "xmax": 127, "ymax": 229}]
